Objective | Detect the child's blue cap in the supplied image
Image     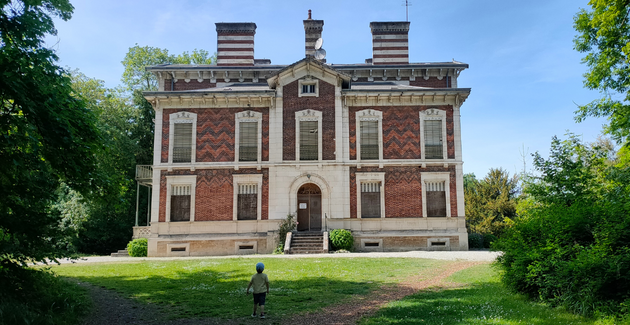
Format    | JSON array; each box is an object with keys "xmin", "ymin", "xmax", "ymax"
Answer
[{"xmin": 256, "ymin": 262, "xmax": 264, "ymax": 272}]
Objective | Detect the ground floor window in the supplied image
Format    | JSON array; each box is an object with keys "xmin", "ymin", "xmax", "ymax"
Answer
[
  {"xmin": 237, "ymin": 184, "xmax": 257, "ymax": 220},
  {"xmin": 170, "ymin": 185, "xmax": 191, "ymax": 221},
  {"xmin": 361, "ymin": 182, "xmax": 381, "ymax": 218},
  {"xmin": 425, "ymin": 181, "xmax": 446, "ymax": 217}
]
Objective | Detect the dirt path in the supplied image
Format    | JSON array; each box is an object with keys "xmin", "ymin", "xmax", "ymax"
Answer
[
  {"xmin": 280, "ymin": 261, "xmax": 482, "ymax": 325},
  {"xmin": 73, "ymin": 261, "xmax": 481, "ymax": 325}
]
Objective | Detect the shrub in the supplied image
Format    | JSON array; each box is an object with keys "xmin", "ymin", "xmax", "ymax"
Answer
[
  {"xmin": 275, "ymin": 213, "xmax": 297, "ymax": 252},
  {"xmin": 126, "ymin": 238, "xmax": 148, "ymax": 257},
  {"xmin": 483, "ymin": 234, "xmax": 497, "ymax": 248},
  {"xmin": 468, "ymin": 233, "xmax": 484, "ymax": 249},
  {"xmin": 329, "ymin": 229, "xmax": 354, "ymax": 251}
]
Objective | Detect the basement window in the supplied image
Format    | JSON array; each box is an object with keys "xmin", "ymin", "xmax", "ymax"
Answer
[
  {"xmin": 171, "ymin": 247, "xmax": 187, "ymax": 252},
  {"xmin": 239, "ymin": 245, "xmax": 254, "ymax": 250},
  {"xmin": 430, "ymin": 242, "xmax": 446, "ymax": 246},
  {"xmin": 364, "ymin": 242, "xmax": 380, "ymax": 247}
]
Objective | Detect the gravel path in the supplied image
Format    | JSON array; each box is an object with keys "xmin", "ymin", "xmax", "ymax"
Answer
[
  {"xmin": 63, "ymin": 252, "xmax": 495, "ymax": 325},
  {"xmin": 55, "ymin": 250, "xmax": 499, "ymax": 265}
]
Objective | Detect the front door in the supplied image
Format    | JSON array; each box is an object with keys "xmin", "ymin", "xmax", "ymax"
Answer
[{"xmin": 296, "ymin": 183, "xmax": 322, "ymax": 231}]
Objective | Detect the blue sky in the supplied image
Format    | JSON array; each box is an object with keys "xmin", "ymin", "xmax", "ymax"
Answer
[{"xmin": 45, "ymin": 0, "xmax": 605, "ymax": 178}]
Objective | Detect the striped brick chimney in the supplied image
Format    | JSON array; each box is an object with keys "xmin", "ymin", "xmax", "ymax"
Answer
[
  {"xmin": 216, "ymin": 22, "xmax": 256, "ymax": 66},
  {"xmin": 303, "ymin": 10, "xmax": 324, "ymax": 58},
  {"xmin": 369, "ymin": 22, "xmax": 410, "ymax": 65}
]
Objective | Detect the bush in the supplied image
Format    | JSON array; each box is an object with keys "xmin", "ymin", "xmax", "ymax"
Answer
[
  {"xmin": 126, "ymin": 238, "xmax": 148, "ymax": 257},
  {"xmin": 468, "ymin": 233, "xmax": 484, "ymax": 249},
  {"xmin": 329, "ymin": 229, "xmax": 354, "ymax": 251},
  {"xmin": 275, "ymin": 213, "xmax": 297, "ymax": 252},
  {"xmin": 483, "ymin": 234, "xmax": 497, "ymax": 248},
  {"xmin": 0, "ymin": 267, "xmax": 90, "ymax": 325}
]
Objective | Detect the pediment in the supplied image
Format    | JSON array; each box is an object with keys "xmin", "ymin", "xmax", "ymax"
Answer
[{"xmin": 267, "ymin": 57, "xmax": 350, "ymax": 89}]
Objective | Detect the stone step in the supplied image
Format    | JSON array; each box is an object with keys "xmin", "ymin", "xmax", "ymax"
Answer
[
  {"xmin": 110, "ymin": 249, "xmax": 130, "ymax": 257},
  {"xmin": 290, "ymin": 249, "xmax": 325, "ymax": 254},
  {"xmin": 292, "ymin": 238, "xmax": 323, "ymax": 243}
]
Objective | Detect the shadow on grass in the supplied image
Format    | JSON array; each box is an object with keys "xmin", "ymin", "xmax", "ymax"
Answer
[
  {"xmin": 360, "ymin": 282, "xmax": 598, "ymax": 325},
  {"xmin": 66, "ymin": 266, "xmax": 384, "ymax": 320}
]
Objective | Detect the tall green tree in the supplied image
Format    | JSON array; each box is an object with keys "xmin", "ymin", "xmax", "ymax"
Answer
[
  {"xmin": 464, "ymin": 168, "xmax": 519, "ymax": 236},
  {"xmin": 574, "ymin": 1, "xmax": 630, "ymax": 145},
  {"xmin": 0, "ymin": 0, "xmax": 101, "ymax": 266}
]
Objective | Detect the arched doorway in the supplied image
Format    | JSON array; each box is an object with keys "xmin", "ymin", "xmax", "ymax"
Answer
[{"xmin": 297, "ymin": 183, "xmax": 322, "ymax": 231}]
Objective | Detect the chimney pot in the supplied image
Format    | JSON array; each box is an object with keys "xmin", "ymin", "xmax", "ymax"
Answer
[{"xmin": 308, "ymin": 9, "xmax": 312, "ymax": 19}]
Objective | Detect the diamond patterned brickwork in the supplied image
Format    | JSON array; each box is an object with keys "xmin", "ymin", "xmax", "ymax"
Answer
[
  {"xmin": 158, "ymin": 168, "xmax": 269, "ymax": 222},
  {"xmin": 282, "ymin": 78, "xmax": 336, "ymax": 161},
  {"xmin": 348, "ymin": 105, "xmax": 454, "ymax": 160},
  {"xmin": 161, "ymin": 107, "xmax": 269, "ymax": 163},
  {"xmin": 349, "ymin": 166, "xmax": 458, "ymax": 218}
]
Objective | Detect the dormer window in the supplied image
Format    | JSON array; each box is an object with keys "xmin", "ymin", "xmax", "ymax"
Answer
[{"xmin": 298, "ymin": 79, "xmax": 319, "ymax": 97}]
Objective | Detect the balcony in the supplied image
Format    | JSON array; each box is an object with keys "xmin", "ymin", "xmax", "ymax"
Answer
[{"xmin": 135, "ymin": 165, "xmax": 153, "ymax": 186}]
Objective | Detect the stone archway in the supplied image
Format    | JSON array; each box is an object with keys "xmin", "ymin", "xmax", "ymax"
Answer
[{"xmin": 297, "ymin": 183, "xmax": 322, "ymax": 231}]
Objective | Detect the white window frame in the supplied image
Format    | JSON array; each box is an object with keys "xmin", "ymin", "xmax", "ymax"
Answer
[
  {"xmin": 356, "ymin": 109, "xmax": 383, "ymax": 164},
  {"xmin": 419, "ymin": 108, "xmax": 447, "ymax": 160},
  {"xmin": 234, "ymin": 111, "xmax": 263, "ymax": 166},
  {"xmin": 232, "ymin": 174, "xmax": 263, "ymax": 221},
  {"xmin": 355, "ymin": 172, "xmax": 386, "ymax": 219},
  {"xmin": 298, "ymin": 78, "xmax": 319, "ymax": 97},
  {"xmin": 165, "ymin": 175, "xmax": 197, "ymax": 222},
  {"xmin": 168, "ymin": 111, "xmax": 197, "ymax": 164},
  {"xmin": 420, "ymin": 172, "xmax": 451, "ymax": 218},
  {"xmin": 295, "ymin": 109, "xmax": 323, "ymax": 161}
]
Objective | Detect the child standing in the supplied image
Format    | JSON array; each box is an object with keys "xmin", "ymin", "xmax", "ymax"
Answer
[{"xmin": 246, "ymin": 262, "xmax": 269, "ymax": 318}]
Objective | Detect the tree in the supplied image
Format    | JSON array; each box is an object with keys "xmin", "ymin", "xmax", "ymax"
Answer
[
  {"xmin": 574, "ymin": 1, "xmax": 630, "ymax": 145},
  {"xmin": 464, "ymin": 168, "xmax": 519, "ymax": 236},
  {"xmin": 496, "ymin": 135, "xmax": 630, "ymax": 317},
  {"xmin": 121, "ymin": 45, "xmax": 215, "ymax": 91},
  {"xmin": 0, "ymin": 0, "xmax": 101, "ymax": 267}
]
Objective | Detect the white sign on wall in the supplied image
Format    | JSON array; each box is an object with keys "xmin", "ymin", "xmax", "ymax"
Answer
[{"xmin": 299, "ymin": 203, "xmax": 307, "ymax": 209}]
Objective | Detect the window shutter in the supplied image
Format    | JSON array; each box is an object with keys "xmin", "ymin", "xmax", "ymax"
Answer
[
  {"xmin": 361, "ymin": 182, "xmax": 381, "ymax": 218},
  {"xmin": 424, "ymin": 120, "xmax": 443, "ymax": 159},
  {"xmin": 300, "ymin": 121, "xmax": 318, "ymax": 160},
  {"xmin": 237, "ymin": 184, "xmax": 257, "ymax": 220},
  {"xmin": 425, "ymin": 181, "xmax": 446, "ymax": 217},
  {"xmin": 360, "ymin": 120, "xmax": 379, "ymax": 160},
  {"xmin": 173, "ymin": 123, "xmax": 193, "ymax": 163},
  {"xmin": 170, "ymin": 185, "xmax": 191, "ymax": 221},
  {"xmin": 239, "ymin": 121, "xmax": 258, "ymax": 161}
]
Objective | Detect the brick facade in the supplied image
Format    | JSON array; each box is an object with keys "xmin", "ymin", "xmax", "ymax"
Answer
[
  {"xmin": 161, "ymin": 107, "xmax": 269, "ymax": 163},
  {"xmin": 164, "ymin": 79, "xmax": 217, "ymax": 91},
  {"xmin": 282, "ymin": 78, "xmax": 336, "ymax": 160},
  {"xmin": 349, "ymin": 105, "xmax": 455, "ymax": 160}
]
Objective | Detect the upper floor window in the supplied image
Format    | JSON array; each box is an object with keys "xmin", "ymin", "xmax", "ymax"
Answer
[
  {"xmin": 419, "ymin": 108, "xmax": 447, "ymax": 160},
  {"xmin": 360, "ymin": 120, "xmax": 379, "ymax": 160},
  {"xmin": 295, "ymin": 109, "xmax": 322, "ymax": 161},
  {"xmin": 169, "ymin": 112, "xmax": 197, "ymax": 164},
  {"xmin": 356, "ymin": 109, "xmax": 383, "ymax": 162},
  {"xmin": 300, "ymin": 121, "xmax": 318, "ymax": 160},
  {"xmin": 235, "ymin": 111, "xmax": 263, "ymax": 164},
  {"xmin": 298, "ymin": 78, "xmax": 319, "ymax": 97}
]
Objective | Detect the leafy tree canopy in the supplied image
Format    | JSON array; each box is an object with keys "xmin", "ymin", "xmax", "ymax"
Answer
[
  {"xmin": 574, "ymin": 0, "xmax": 630, "ymax": 145},
  {"xmin": 121, "ymin": 45, "xmax": 215, "ymax": 91},
  {"xmin": 0, "ymin": 0, "xmax": 101, "ymax": 266}
]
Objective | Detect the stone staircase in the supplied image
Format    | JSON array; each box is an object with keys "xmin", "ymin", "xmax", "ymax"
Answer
[
  {"xmin": 289, "ymin": 232, "xmax": 325, "ymax": 254},
  {"xmin": 110, "ymin": 249, "xmax": 130, "ymax": 257}
]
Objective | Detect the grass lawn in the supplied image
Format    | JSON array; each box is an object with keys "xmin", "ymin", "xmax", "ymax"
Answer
[
  {"xmin": 49, "ymin": 257, "xmax": 447, "ymax": 319},
  {"xmin": 359, "ymin": 264, "xmax": 619, "ymax": 325}
]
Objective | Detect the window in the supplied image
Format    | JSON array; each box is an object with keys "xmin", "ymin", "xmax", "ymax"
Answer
[
  {"xmin": 232, "ymin": 174, "xmax": 263, "ymax": 221},
  {"xmin": 166, "ymin": 175, "xmax": 197, "ymax": 222},
  {"xmin": 302, "ymin": 84, "xmax": 315, "ymax": 94},
  {"xmin": 361, "ymin": 182, "xmax": 381, "ymax": 218},
  {"xmin": 170, "ymin": 185, "xmax": 191, "ymax": 221},
  {"xmin": 419, "ymin": 108, "xmax": 447, "ymax": 160},
  {"xmin": 360, "ymin": 121, "xmax": 379, "ymax": 160},
  {"xmin": 239, "ymin": 122, "xmax": 258, "ymax": 161},
  {"xmin": 421, "ymin": 172, "xmax": 451, "ymax": 218},
  {"xmin": 300, "ymin": 121, "xmax": 318, "ymax": 160},
  {"xmin": 356, "ymin": 109, "xmax": 383, "ymax": 163},
  {"xmin": 424, "ymin": 120, "xmax": 443, "ymax": 159},
  {"xmin": 237, "ymin": 184, "xmax": 257, "ymax": 220},
  {"xmin": 298, "ymin": 79, "xmax": 319, "ymax": 97},
  {"xmin": 425, "ymin": 181, "xmax": 446, "ymax": 217},
  {"xmin": 295, "ymin": 109, "xmax": 322, "ymax": 161},
  {"xmin": 235, "ymin": 111, "xmax": 263, "ymax": 164},
  {"xmin": 355, "ymin": 172, "xmax": 386, "ymax": 219},
  {"xmin": 168, "ymin": 112, "xmax": 196, "ymax": 164},
  {"xmin": 173, "ymin": 123, "xmax": 193, "ymax": 163}
]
